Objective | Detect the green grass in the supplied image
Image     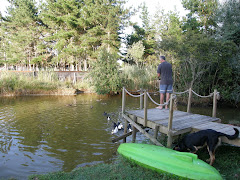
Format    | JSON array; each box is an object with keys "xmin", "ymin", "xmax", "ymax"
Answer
[
  {"xmin": 28, "ymin": 145, "xmax": 240, "ymax": 180},
  {"xmin": 197, "ymin": 145, "xmax": 240, "ymax": 180},
  {"xmin": 28, "ymin": 156, "xmax": 181, "ymax": 180}
]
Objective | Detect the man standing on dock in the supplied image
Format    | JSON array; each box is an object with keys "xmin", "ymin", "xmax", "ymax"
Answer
[{"xmin": 157, "ymin": 56, "xmax": 173, "ymax": 109}]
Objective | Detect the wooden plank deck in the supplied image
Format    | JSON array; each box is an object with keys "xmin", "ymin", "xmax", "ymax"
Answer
[
  {"xmin": 125, "ymin": 108, "xmax": 240, "ymax": 146},
  {"xmin": 192, "ymin": 122, "xmax": 240, "ymax": 146},
  {"xmin": 126, "ymin": 108, "xmax": 220, "ymax": 135}
]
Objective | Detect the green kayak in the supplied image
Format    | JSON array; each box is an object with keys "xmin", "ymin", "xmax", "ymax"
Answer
[{"xmin": 117, "ymin": 143, "xmax": 222, "ymax": 180}]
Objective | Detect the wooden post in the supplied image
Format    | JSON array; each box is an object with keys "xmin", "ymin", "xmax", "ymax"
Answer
[
  {"xmin": 144, "ymin": 91, "xmax": 148, "ymax": 127},
  {"xmin": 140, "ymin": 88, "xmax": 143, "ymax": 109},
  {"xmin": 187, "ymin": 87, "xmax": 192, "ymax": 113},
  {"xmin": 132, "ymin": 115, "xmax": 137, "ymax": 143},
  {"xmin": 122, "ymin": 87, "xmax": 127, "ymax": 143},
  {"xmin": 123, "ymin": 119, "xmax": 128, "ymax": 143},
  {"xmin": 154, "ymin": 125, "xmax": 160, "ymax": 140},
  {"xmin": 167, "ymin": 94, "xmax": 174, "ymax": 148},
  {"xmin": 212, "ymin": 89, "xmax": 217, "ymax": 118},
  {"xmin": 122, "ymin": 87, "xmax": 126, "ymax": 114}
]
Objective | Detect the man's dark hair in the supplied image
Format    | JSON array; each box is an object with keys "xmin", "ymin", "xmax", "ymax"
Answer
[{"xmin": 160, "ymin": 56, "xmax": 165, "ymax": 60}]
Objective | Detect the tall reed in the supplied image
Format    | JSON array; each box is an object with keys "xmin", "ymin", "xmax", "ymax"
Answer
[
  {"xmin": 0, "ymin": 71, "xmax": 62, "ymax": 94},
  {"xmin": 121, "ymin": 65, "xmax": 158, "ymax": 91}
]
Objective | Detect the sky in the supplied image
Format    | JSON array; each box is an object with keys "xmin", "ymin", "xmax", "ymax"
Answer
[
  {"xmin": 0, "ymin": 0, "xmax": 10, "ymax": 16},
  {"xmin": 125, "ymin": 0, "xmax": 188, "ymax": 18}
]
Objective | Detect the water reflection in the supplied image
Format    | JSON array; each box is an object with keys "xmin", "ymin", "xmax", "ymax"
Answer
[
  {"xmin": 0, "ymin": 95, "xmax": 134, "ymax": 179},
  {"xmin": 0, "ymin": 94, "xmax": 239, "ymax": 179}
]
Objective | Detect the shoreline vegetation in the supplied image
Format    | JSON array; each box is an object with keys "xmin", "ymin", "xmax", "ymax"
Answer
[
  {"xmin": 0, "ymin": 65, "xmax": 159, "ymax": 97},
  {"xmin": 1, "ymin": 70, "xmax": 239, "ymax": 108},
  {"xmin": 0, "ymin": 70, "xmax": 94, "ymax": 96}
]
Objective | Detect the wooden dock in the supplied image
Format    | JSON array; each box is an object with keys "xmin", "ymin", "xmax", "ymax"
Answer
[
  {"xmin": 120, "ymin": 88, "xmax": 240, "ymax": 147},
  {"xmin": 124, "ymin": 108, "xmax": 240, "ymax": 146}
]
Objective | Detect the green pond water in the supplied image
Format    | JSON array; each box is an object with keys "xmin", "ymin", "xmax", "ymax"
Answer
[{"xmin": 0, "ymin": 94, "xmax": 239, "ymax": 179}]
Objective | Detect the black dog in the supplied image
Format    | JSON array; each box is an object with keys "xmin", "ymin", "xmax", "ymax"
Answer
[{"xmin": 174, "ymin": 128, "xmax": 239, "ymax": 165}]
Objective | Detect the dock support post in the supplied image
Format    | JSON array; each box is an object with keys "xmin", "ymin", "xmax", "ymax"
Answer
[
  {"xmin": 167, "ymin": 94, "xmax": 174, "ymax": 148},
  {"xmin": 132, "ymin": 115, "xmax": 137, "ymax": 143},
  {"xmin": 187, "ymin": 87, "xmax": 192, "ymax": 113},
  {"xmin": 144, "ymin": 91, "xmax": 148, "ymax": 127},
  {"xmin": 122, "ymin": 114, "xmax": 163, "ymax": 146},
  {"xmin": 123, "ymin": 120, "xmax": 128, "ymax": 143},
  {"xmin": 154, "ymin": 125, "xmax": 159, "ymax": 140},
  {"xmin": 122, "ymin": 87, "xmax": 127, "ymax": 143},
  {"xmin": 122, "ymin": 87, "xmax": 126, "ymax": 114},
  {"xmin": 140, "ymin": 88, "xmax": 143, "ymax": 109},
  {"xmin": 212, "ymin": 89, "xmax": 217, "ymax": 118}
]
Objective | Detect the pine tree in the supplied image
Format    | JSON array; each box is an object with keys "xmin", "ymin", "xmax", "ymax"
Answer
[
  {"xmin": 1, "ymin": 0, "xmax": 129, "ymax": 71},
  {"xmin": 127, "ymin": 3, "xmax": 156, "ymax": 61},
  {"xmin": 1, "ymin": 0, "xmax": 43, "ymax": 70},
  {"xmin": 41, "ymin": 0, "xmax": 128, "ymax": 71}
]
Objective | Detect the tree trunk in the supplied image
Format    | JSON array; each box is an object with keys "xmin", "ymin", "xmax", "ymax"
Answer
[
  {"xmin": 84, "ymin": 59, "xmax": 87, "ymax": 71},
  {"xmin": 79, "ymin": 60, "xmax": 82, "ymax": 71}
]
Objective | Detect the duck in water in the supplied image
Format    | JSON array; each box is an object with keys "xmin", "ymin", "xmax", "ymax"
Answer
[{"xmin": 111, "ymin": 122, "xmax": 118, "ymax": 134}]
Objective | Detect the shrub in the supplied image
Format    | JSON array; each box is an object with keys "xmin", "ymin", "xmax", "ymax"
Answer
[
  {"xmin": 89, "ymin": 49, "xmax": 122, "ymax": 94},
  {"xmin": 121, "ymin": 64, "xmax": 158, "ymax": 91}
]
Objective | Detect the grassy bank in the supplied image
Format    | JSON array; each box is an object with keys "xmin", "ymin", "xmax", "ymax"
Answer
[
  {"xmin": 29, "ymin": 145, "xmax": 239, "ymax": 180},
  {"xmin": 0, "ymin": 71, "xmax": 93, "ymax": 96},
  {"xmin": 29, "ymin": 156, "xmax": 179, "ymax": 180}
]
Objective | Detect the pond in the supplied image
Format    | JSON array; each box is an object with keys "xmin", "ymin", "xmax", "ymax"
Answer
[{"xmin": 0, "ymin": 94, "xmax": 239, "ymax": 179}]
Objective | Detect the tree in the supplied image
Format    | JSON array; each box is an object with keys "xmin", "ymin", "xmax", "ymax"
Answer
[
  {"xmin": 89, "ymin": 48, "xmax": 121, "ymax": 94},
  {"xmin": 40, "ymin": 0, "xmax": 86, "ymax": 70},
  {"xmin": 182, "ymin": 0, "xmax": 218, "ymax": 34},
  {"xmin": 41, "ymin": 0, "xmax": 129, "ymax": 70},
  {"xmin": 126, "ymin": 3, "xmax": 156, "ymax": 61},
  {"xmin": 153, "ymin": 10, "xmax": 182, "ymax": 41},
  {"xmin": 127, "ymin": 41, "xmax": 145, "ymax": 67},
  {"xmin": 1, "ymin": 0, "xmax": 43, "ymax": 70},
  {"xmin": 215, "ymin": 0, "xmax": 240, "ymax": 105},
  {"xmin": 0, "ymin": 0, "xmax": 130, "ymax": 71},
  {"xmin": 216, "ymin": 0, "xmax": 240, "ymax": 46},
  {"xmin": 140, "ymin": 2, "xmax": 150, "ymax": 32}
]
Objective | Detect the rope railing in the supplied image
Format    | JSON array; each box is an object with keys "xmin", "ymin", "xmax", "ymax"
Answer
[
  {"xmin": 173, "ymin": 89, "xmax": 189, "ymax": 95},
  {"xmin": 146, "ymin": 90, "xmax": 189, "ymax": 95},
  {"xmin": 124, "ymin": 88, "xmax": 144, "ymax": 98},
  {"xmin": 191, "ymin": 90, "xmax": 214, "ymax": 98},
  {"xmin": 124, "ymin": 88, "xmax": 218, "ymax": 99},
  {"xmin": 126, "ymin": 89, "xmax": 142, "ymax": 93},
  {"xmin": 146, "ymin": 92, "xmax": 172, "ymax": 106}
]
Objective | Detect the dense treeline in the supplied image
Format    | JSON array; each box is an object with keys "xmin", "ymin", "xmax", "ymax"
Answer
[
  {"xmin": 0, "ymin": 0, "xmax": 240, "ymax": 105},
  {"xmin": 125, "ymin": 0, "xmax": 240, "ymax": 105},
  {"xmin": 0, "ymin": 0, "xmax": 129, "ymax": 71},
  {"xmin": 157, "ymin": 0, "xmax": 240, "ymax": 105}
]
